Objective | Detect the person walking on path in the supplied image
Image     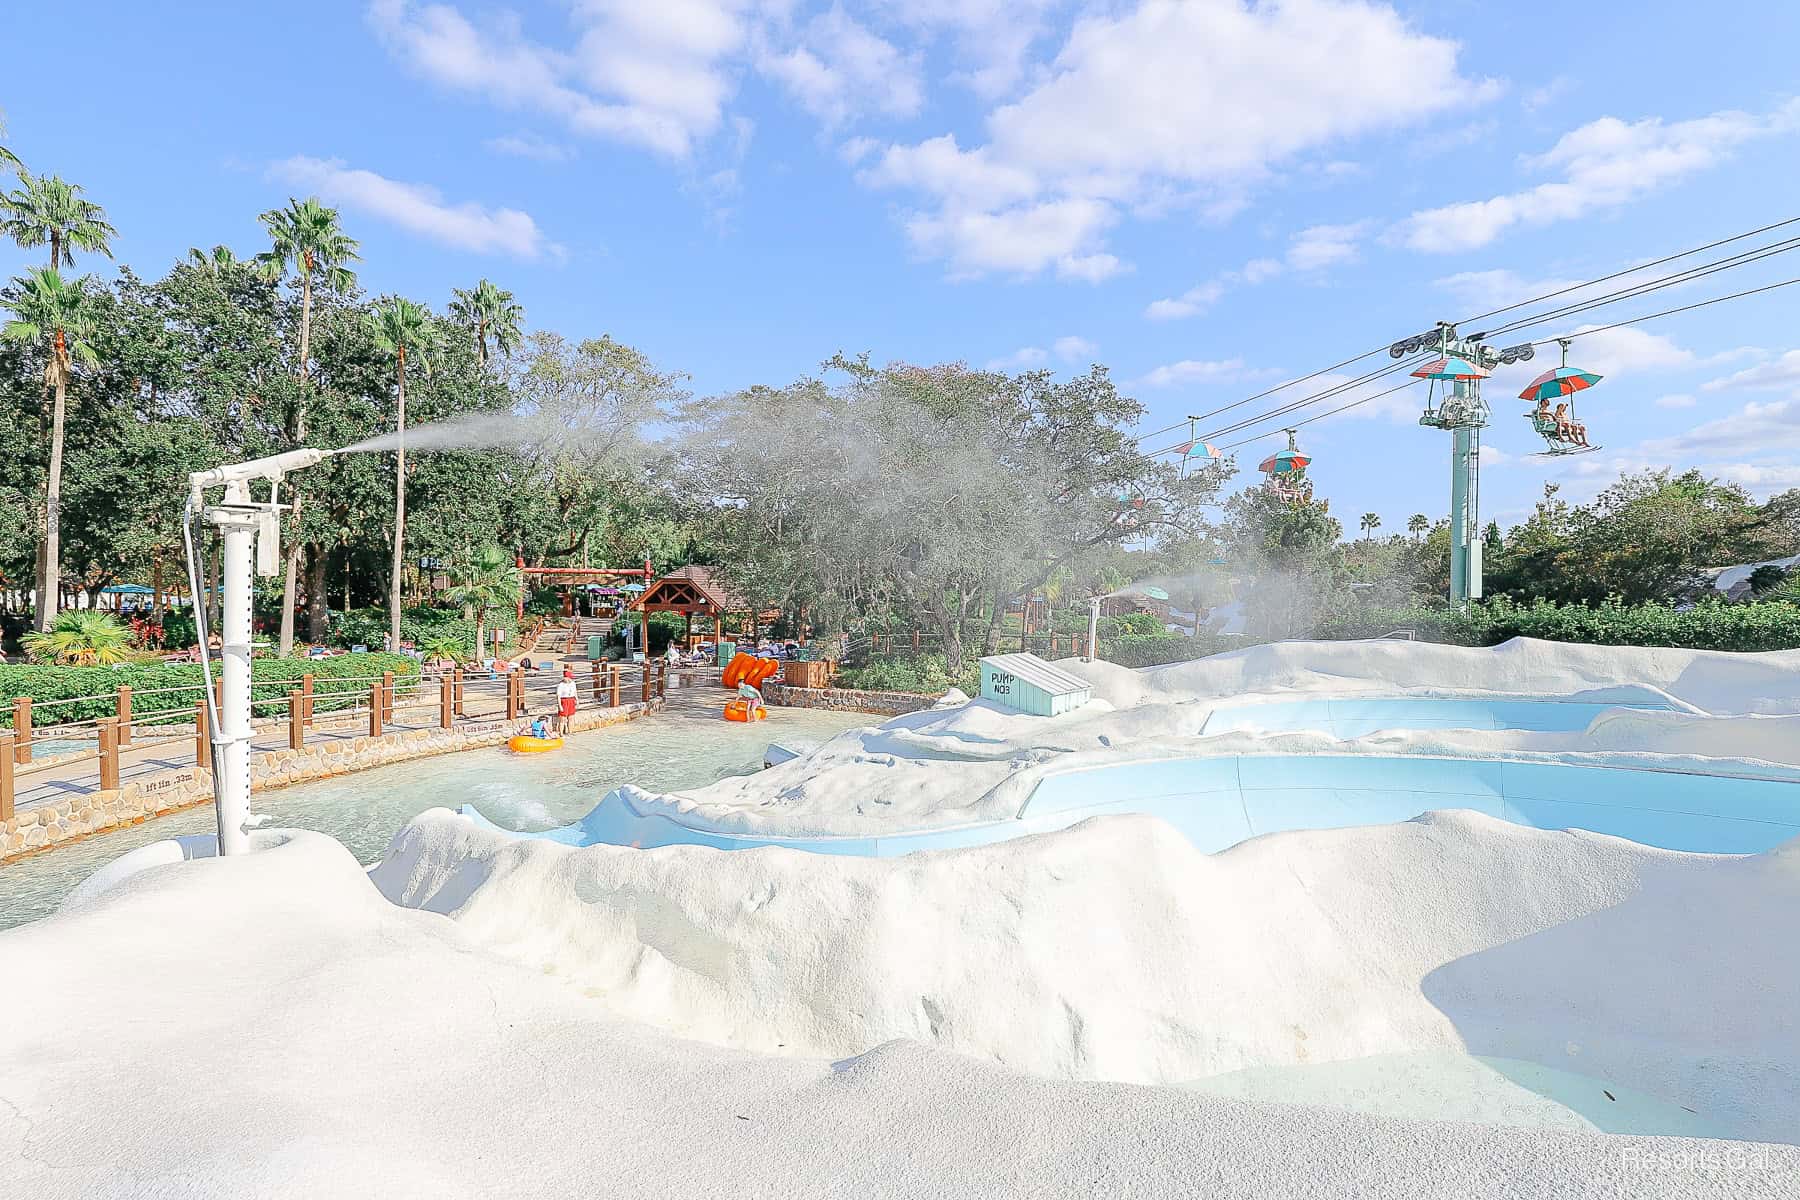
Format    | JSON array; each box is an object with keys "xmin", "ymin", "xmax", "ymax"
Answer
[{"xmin": 555, "ymin": 669, "xmax": 579, "ymax": 735}]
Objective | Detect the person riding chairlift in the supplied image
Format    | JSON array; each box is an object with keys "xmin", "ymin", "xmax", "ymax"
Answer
[{"xmin": 1552, "ymin": 401, "xmax": 1590, "ymax": 447}]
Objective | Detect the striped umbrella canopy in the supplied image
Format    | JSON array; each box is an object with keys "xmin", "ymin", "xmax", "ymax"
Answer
[
  {"xmin": 1519, "ymin": 365, "xmax": 1602, "ymax": 403},
  {"xmin": 1175, "ymin": 439, "xmax": 1221, "ymax": 461},
  {"xmin": 1411, "ymin": 355, "xmax": 1490, "ymax": 381},
  {"xmin": 1258, "ymin": 447, "xmax": 1311, "ymax": 475}
]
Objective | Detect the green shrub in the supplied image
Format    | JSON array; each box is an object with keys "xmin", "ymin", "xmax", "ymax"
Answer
[
  {"xmin": 0, "ymin": 653, "xmax": 421, "ymax": 729},
  {"xmin": 834, "ymin": 653, "xmax": 980, "ymax": 696},
  {"xmin": 325, "ymin": 606, "xmax": 523, "ymax": 654},
  {"xmin": 1102, "ymin": 633, "xmax": 1248, "ymax": 668}
]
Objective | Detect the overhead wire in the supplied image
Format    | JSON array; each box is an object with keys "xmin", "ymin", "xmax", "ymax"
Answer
[{"xmin": 1176, "ymin": 222, "xmax": 1800, "ymax": 454}]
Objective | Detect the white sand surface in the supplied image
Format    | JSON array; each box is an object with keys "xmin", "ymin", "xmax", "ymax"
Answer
[{"xmin": 3, "ymin": 822, "xmax": 1795, "ymax": 1198}]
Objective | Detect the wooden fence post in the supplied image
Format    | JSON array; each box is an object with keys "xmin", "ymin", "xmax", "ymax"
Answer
[
  {"xmin": 0, "ymin": 732, "xmax": 12, "ymax": 822},
  {"xmin": 195, "ymin": 700, "xmax": 210, "ymax": 769},
  {"xmin": 641, "ymin": 662, "xmax": 651, "ymax": 704},
  {"xmin": 98, "ymin": 718, "xmax": 120, "ymax": 792},
  {"xmin": 912, "ymin": 630, "xmax": 920, "ymax": 653},
  {"xmin": 452, "ymin": 668, "xmax": 465, "ymax": 717},
  {"xmin": 656, "ymin": 659, "xmax": 666, "ymax": 699},
  {"xmin": 289, "ymin": 691, "xmax": 306, "ymax": 751},
  {"xmin": 12, "ymin": 697, "xmax": 30, "ymax": 765},
  {"xmin": 117, "ymin": 685, "xmax": 133, "ymax": 747},
  {"xmin": 610, "ymin": 665, "xmax": 621, "ymax": 707},
  {"xmin": 381, "ymin": 671, "xmax": 395, "ymax": 723},
  {"xmin": 590, "ymin": 661, "xmax": 602, "ymax": 703},
  {"xmin": 439, "ymin": 676, "xmax": 453, "ymax": 730},
  {"xmin": 302, "ymin": 673, "xmax": 315, "ymax": 725},
  {"xmin": 368, "ymin": 681, "xmax": 384, "ymax": 737}
]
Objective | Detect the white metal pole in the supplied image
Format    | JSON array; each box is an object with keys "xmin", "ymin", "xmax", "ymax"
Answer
[
  {"xmin": 214, "ymin": 486, "xmax": 257, "ymax": 856},
  {"xmin": 1086, "ymin": 598, "xmax": 1101, "ymax": 661}
]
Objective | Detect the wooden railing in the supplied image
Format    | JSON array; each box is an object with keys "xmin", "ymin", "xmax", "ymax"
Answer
[{"xmin": 0, "ymin": 660, "xmax": 667, "ymax": 823}]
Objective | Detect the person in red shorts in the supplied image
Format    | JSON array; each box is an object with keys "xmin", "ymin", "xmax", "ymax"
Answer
[{"xmin": 555, "ymin": 669, "xmax": 578, "ymax": 735}]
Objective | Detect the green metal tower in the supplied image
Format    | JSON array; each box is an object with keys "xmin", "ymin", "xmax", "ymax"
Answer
[{"xmin": 1395, "ymin": 322, "xmax": 1535, "ymax": 606}]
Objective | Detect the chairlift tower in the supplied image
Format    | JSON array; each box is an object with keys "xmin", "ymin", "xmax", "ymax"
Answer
[{"xmin": 1393, "ymin": 322, "xmax": 1533, "ymax": 605}]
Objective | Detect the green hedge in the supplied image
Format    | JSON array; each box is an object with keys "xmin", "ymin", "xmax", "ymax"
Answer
[
  {"xmin": 1314, "ymin": 596, "xmax": 1800, "ymax": 652},
  {"xmin": 0, "ymin": 653, "xmax": 421, "ymax": 729},
  {"xmin": 1092, "ymin": 597, "xmax": 1800, "ymax": 669}
]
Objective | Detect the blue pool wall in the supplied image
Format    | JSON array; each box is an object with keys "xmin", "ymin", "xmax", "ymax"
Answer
[{"xmin": 461, "ymin": 695, "xmax": 1800, "ymax": 858}]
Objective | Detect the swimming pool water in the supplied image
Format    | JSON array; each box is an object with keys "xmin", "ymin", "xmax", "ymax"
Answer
[{"xmin": 0, "ymin": 707, "xmax": 871, "ymax": 930}]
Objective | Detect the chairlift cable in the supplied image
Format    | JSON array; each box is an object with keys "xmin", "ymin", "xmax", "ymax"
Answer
[
  {"xmin": 1220, "ymin": 275, "xmax": 1800, "ymax": 447},
  {"xmin": 1455, "ymin": 215, "xmax": 1800, "ymax": 326},
  {"xmin": 1477, "ymin": 236, "xmax": 1800, "ymax": 341},
  {"xmin": 1139, "ymin": 218, "xmax": 1800, "ymax": 463}
]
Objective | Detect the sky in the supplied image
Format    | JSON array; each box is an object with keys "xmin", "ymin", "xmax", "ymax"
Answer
[{"xmin": 4, "ymin": 0, "xmax": 1800, "ymax": 535}]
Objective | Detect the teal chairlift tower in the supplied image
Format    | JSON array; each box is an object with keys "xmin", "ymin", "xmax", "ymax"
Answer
[{"xmin": 1395, "ymin": 322, "xmax": 1534, "ymax": 605}]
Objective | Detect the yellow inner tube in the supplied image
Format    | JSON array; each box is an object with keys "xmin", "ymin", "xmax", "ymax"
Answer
[{"xmin": 507, "ymin": 735, "xmax": 565, "ymax": 753}]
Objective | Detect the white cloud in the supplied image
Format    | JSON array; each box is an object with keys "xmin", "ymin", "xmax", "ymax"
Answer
[
  {"xmin": 878, "ymin": 0, "xmax": 1059, "ymax": 99},
  {"xmin": 1285, "ymin": 221, "xmax": 1367, "ymax": 271},
  {"xmin": 1479, "ymin": 444, "xmax": 1512, "ymax": 466},
  {"xmin": 986, "ymin": 334, "xmax": 1097, "ymax": 372},
  {"xmin": 1145, "ymin": 281, "xmax": 1225, "ymax": 321},
  {"xmin": 367, "ymin": 0, "xmax": 752, "ymax": 158},
  {"xmin": 1394, "ymin": 98, "xmax": 1800, "ymax": 252},
  {"xmin": 1137, "ymin": 357, "xmax": 1268, "ymax": 388},
  {"xmin": 270, "ymin": 156, "xmax": 555, "ymax": 259},
  {"xmin": 1431, "ymin": 268, "xmax": 1583, "ymax": 314},
  {"xmin": 760, "ymin": 8, "xmax": 923, "ymax": 126},
  {"xmin": 1702, "ymin": 350, "xmax": 1800, "ymax": 392},
  {"xmin": 1640, "ymin": 397, "xmax": 1800, "ymax": 459},
  {"xmin": 985, "ymin": 345, "xmax": 1050, "ymax": 371},
  {"xmin": 1654, "ymin": 393, "xmax": 1696, "ymax": 409},
  {"xmin": 863, "ymin": 0, "xmax": 1487, "ymax": 278},
  {"xmin": 484, "ymin": 132, "xmax": 572, "ymax": 162},
  {"xmin": 1145, "ymin": 221, "xmax": 1366, "ymax": 320},
  {"xmin": 903, "ymin": 195, "xmax": 1123, "ymax": 281}
]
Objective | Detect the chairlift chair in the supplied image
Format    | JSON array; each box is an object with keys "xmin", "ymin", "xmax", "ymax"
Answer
[
  {"xmin": 1520, "ymin": 339, "xmax": 1603, "ymax": 456},
  {"xmin": 1258, "ymin": 429, "xmax": 1313, "ymax": 502}
]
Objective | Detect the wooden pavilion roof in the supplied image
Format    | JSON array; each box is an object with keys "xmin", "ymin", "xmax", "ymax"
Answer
[{"xmin": 632, "ymin": 564, "xmax": 748, "ymax": 615}]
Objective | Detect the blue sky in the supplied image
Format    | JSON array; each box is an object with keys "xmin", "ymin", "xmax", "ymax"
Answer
[{"xmin": 5, "ymin": 0, "xmax": 1800, "ymax": 533}]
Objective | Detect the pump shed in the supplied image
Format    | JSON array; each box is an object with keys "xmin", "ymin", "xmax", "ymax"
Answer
[{"xmin": 979, "ymin": 653, "xmax": 1092, "ymax": 716}]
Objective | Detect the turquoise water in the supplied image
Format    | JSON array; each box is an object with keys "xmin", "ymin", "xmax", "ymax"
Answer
[
  {"xmin": 0, "ymin": 706, "xmax": 870, "ymax": 930},
  {"xmin": 1184, "ymin": 1052, "xmax": 1735, "ymax": 1139},
  {"xmin": 490, "ymin": 696, "xmax": 1797, "ymax": 858}
]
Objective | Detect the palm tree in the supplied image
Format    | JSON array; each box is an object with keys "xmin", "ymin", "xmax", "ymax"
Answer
[
  {"xmin": 446, "ymin": 547, "xmax": 522, "ymax": 661},
  {"xmin": 1408, "ymin": 513, "xmax": 1429, "ymax": 541},
  {"xmin": 22, "ymin": 610, "xmax": 135, "ymax": 665},
  {"xmin": 448, "ymin": 279, "xmax": 523, "ymax": 367},
  {"xmin": 2, "ymin": 173, "xmax": 116, "ymax": 267},
  {"xmin": 2, "ymin": 268, "xmax": 100, "ymax": 630},
  {"xmin": 1360, "ymin": 512, "xmax": 1380, "ymax": 541},
  {"xmin": 186, "ymin": 244, "xmax": 246, "ymax": 274},
  {"xmin": 257, "ymin": 197, "xmax": 359, "ymax": 655},
  {"xmin": 370, "ymin": 297, "xmax": 439, "ymax": 651},
  {"xmin": 0, "ymin": 107, "xmax": 23, "ymax": 176}
]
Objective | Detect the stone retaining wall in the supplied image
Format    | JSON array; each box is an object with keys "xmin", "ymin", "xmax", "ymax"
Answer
[
  {"xmin": 0, "ymin": 700, "xmax": 659, "ymax": 864},
  {"xmin": 762, "ymin": 681, "xmax": 934, "ymax": 716}
]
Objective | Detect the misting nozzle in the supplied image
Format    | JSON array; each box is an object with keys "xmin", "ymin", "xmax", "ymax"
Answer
[{"xmin": 189, "ymin": 447, "xmax": 334, "ymax": 492}]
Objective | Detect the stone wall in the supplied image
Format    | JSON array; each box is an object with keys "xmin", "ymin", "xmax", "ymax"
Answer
[
  {"xmin": 0, "ymin": 700, "xmax": 659, "ymax": 864},
  {"xmin": 762, "ymin": 681, "xmax": 934, "ymax": 716}
]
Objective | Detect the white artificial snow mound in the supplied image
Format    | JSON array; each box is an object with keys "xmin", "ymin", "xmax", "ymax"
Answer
[
  {"xmin": 1064, "ymin": 637, "xmax": 1800, "ymax": 714},
  {"xmin": 9, "ymin": 835, "xmax": 1795, "ymax": 1199},
  {"xmin": 372, "ymin": 808, "xmax": 1800, "ymax": 1144},
  {"xmin": 616, "ymin": 638, "xmax": 1800, "ymax": 837}
]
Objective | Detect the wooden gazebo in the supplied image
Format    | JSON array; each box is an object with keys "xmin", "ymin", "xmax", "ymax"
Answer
[{"xmin": 631, "ymin": 565, "xmax": 751, "ymax": 651}]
